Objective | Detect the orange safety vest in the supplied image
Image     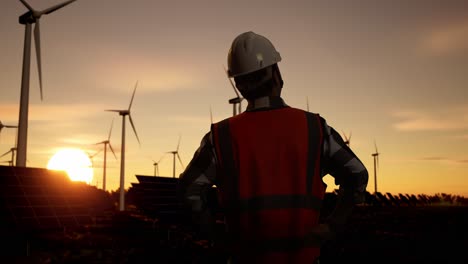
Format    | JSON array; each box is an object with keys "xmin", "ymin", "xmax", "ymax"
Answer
[{"xmin": 211, "ymin": 107, "xmax": 325, "ymax": 264}]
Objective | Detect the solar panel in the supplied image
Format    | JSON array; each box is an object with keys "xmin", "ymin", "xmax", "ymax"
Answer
[
  {"xmin": 386, "ymin": 192, "xmax": 400, "ymax": 206},
  {"xmin": 129, "ymin": 175, "xmax": 221, "ymax": 225},
  {"xmin": 128, "ymin": 175, "xmax": 180, "ymax": 220},
  {"xmin": 0, "ymin": 165, "xmax": 113, "ymax": 235},
  {"xmin": 375, "ymin": 192, "xmax": 392, "ymax": 207}
]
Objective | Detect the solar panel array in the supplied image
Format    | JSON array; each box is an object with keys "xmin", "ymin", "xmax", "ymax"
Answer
[
  {"xmin": 128, "ymin": 175, "xmax": 183, "ymax": 223},
  {"xmin": 0, "ymin": 165, "xmax": 113, "ymax": 235}
]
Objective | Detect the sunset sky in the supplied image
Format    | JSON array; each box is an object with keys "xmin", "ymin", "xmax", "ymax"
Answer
[{"xmin": 1, "ymin": 0, "xmax": 467, "ymax": 196}]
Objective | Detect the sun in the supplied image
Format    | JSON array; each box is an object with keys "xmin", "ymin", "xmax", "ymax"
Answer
[{"xmin": 47, "ymin": 148, "xmax": 94, "ymax": 184}]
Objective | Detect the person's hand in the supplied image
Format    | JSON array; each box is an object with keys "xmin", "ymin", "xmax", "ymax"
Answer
[{"xmin": 309, "ymin": 223, "xmax": 336, "ymax": 242}]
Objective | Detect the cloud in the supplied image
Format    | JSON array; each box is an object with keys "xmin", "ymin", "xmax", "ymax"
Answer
[
  {"xmin": 419, "ymin": 156, "xmax": 468, "ymax": 165},
  {"xmin": 87, "ymin": 50, "xmax": 206, "ymax": 93},
  {"xmin": 420, "ymin": 19, "xmax": 468, "ymax": 56},
  {"xmin": 391, "ymin": 105, "xmax": 468, "ymax": 132},
  {"xmin": 0, "ymin": 103, "xmax": 107, "ymax": 122}
]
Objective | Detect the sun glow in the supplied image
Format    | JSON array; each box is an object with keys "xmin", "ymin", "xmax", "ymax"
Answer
[{"xmin": 47, "ymin": 148, "xmax": 93, "ymax": 184}]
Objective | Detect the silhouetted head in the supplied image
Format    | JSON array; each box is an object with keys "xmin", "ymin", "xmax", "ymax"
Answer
[{"xmin": 227, "ymin": 31, "xmax": 284, "ymax": 101}]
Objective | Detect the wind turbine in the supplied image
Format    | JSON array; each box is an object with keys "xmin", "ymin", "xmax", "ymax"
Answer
[
  {"xmin": 152, "ymin": 154, "xmax": 166, "ymax": 176},
  {"xmin": 105, "ymin": 81, "xmax": 141, "ymax": 211},
  {"xmin": 371, "ymin": 140, "xmax": 380, "ymax": 194},
  {"xmin": 223, "ymin": 65, "xmax": 244, "ymax": 116},
  {"xmin": 1, "ymin": 147, "xmax": 17, "ymax": 167},
  {"xmin": 94, "ymin": 118, "xmax": 117, "ymax": 191},
  {"xmin": 0, "ymin": 121, "xmax": 18, "ymax": 145},
  {"xmin": 166, "ymin": 135, "xmax": 184, "ymax": 178},
  {"xmin": 15, "ymin": 0, "xmax": 77, "ymax": 167},
  {"xmin": 342, "ymin": 131, "xmax": 352, "ymax": 147}
]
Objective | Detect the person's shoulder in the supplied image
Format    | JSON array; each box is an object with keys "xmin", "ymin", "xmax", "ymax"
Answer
[{"xmin": 210, "ymin": 116, "xmax": 231, "ymax": 130}]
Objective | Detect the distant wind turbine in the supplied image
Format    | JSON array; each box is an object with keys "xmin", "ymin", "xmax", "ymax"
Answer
[
  {"xmin": 166, "ymin": 135, "xmax": 184, "ymax": 178},
  {"xmin": 372, "ymin": 140, "xmax": 380, "ymax": 194},
  {"xmin": 0, "ymin": 121, "xmax": 18, "ymax": 145},
  {"xmin": 15, "ymin": 0, "xmax": 77, "ymax": 167},
  {"xmin": 86, "ymin": 149, "xmax": 101, "ymax": 168},
  {"xmin": 223, "ymin": 65, "xmax": 244, "ymax": 116},
  {"xmin": 342, "ymin": 131, "xmax": 352, "ymax": 147},
  {"xmin": 152, "ymin": 154, "xmax": 166, "ymax": 176},
  {"xmin": 94, "ymin": 118, "xmax": 117, "ymax": 191},
  {"xmin": 106, "ymin": 81, "xmax": 141, "ymax": 211},
  {"xmin": 1, "ymin": 147, "xmax": 17, "ymax": 167}
]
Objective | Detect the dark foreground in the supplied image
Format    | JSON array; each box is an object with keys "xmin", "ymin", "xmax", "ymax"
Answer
[{"xmin": 3, "ymin": 205, "xmax": 468, "ymax": 264}]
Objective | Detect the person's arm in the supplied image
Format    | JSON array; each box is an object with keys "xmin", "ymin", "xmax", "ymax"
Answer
[
  {"xmin": 177, "ymin": 132, "xmax": 218, "ymax": 239},
  {"xmin": 320, "ymin": 120, "xmax": 369, "ymax": 233}
]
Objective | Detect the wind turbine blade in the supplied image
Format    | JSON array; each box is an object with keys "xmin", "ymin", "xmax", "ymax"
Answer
[
  {"xmin": 306, "ymin": 96, "xmax": 309, "ymax": 112},
  {"xmin": 89, "ymin": 149, "xmax": 102, "ymax": 159},
  {"xmin": 223, "ymin": 64, "xmax": 240, "ymax": 98},
  {"xmin": 341, "ymin": 130, "xmax": 348, "ymax": 141},
  {"xmin": 349, "ymin": 131, "xmax": 352, "ymax": 141},
  {"xmin": 34, "ymin": 20, "xmax": 43, "ymax": 101},
  {"xmin": 0, "ymin": 150, "xmax": 11, "ymax": 159},
  {"xmin": 158, "ymin": 153, "xmax": 166, "ymax": 163},
  {"xmin": 41, "ymin": 0, "xmax": 76, "ymax": 15},
  {"xmin": 176, "ymin": 134, "xmax": 181, "ymax": 151},
  {"xmin": 128, "ymin": 81, "xmax": 138, "ymax": 111},
  {"xmin": 108, "ymin": 118, "xmax": 114, "ymax": 140},
  {"xmin": 177, "ymin": 153, "xmax": 184, "ymax": 169},
  {"xmin": 105, "ymin": 109, "xmax": 122, "ymax": 113},
  {"xmin": 374, "ymin": 140, "xmax": 378, "ymax": 153},
  {"xmin": 210, "ymin": 105, "xmax": 213, "ymax": 124},
  {"xmin": 19, "ymin": 0, "xmax": 34, "ymax": 12},
  {"xmin": 108, "ymin": 143, "xmax": 117, "ymax": 160},
  {"xmin": 128, "ymin": 115, "xmax": 141, "ymax": 146}
]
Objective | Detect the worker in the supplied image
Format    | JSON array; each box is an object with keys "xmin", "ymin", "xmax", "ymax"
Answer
[{"xmin": 178, "ymin": 31, "xmax": 368, "ymax": 264}]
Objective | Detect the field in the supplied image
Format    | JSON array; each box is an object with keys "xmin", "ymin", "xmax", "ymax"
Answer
[
  {"xmin": 2, "ymin": 168, "xmax": 467, "ymax": 263},
  {"xmin": 4, "ymin": 194, "xmax": 468, "ymax": 263}
]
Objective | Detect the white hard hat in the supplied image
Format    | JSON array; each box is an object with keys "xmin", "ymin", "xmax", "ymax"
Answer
[{"xmin": 227, "ymin": 31, "xmax": 282, "ymax": 78}]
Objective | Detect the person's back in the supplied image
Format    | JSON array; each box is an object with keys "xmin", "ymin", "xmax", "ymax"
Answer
[
  {"xmin": 212, "ymin": 105, "xmax": 326, "ymax": 263},
  {"xmin": 178, "ymin": 31, "xmax": 368, "ymax": 264}
]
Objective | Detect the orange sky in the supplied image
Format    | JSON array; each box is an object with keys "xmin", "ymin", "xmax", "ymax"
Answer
[{"xmin": 0, "ymin": 0, "xmax": 467, "ymax": 197}]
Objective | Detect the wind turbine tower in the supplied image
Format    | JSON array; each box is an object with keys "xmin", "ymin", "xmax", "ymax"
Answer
[
  {"xmin": 15, "ymin": 0, "xmax": 77, "ymax": 167},
  {"xmin": 223, "ymin": 65, "xmax": 244, "ymax": 116},
  {"xmin": 167, "ymin": 135, "xmax": 184, "ymax": 178},
  {"xmin": 106, "ymin": 81, "xmax": 141, "ymax": 211},
  {"xmin": 372, "ymin": 141, "xmax": 380, "ymax": 194},
  {"xmin": 94, "ymin": 119, "xmax": 117, "ymax": 191}
]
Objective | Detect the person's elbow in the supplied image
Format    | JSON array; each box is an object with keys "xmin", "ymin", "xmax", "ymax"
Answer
[{"xmin": 353, "ymin": 169, "xmax": 369, "ymax": 204}]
